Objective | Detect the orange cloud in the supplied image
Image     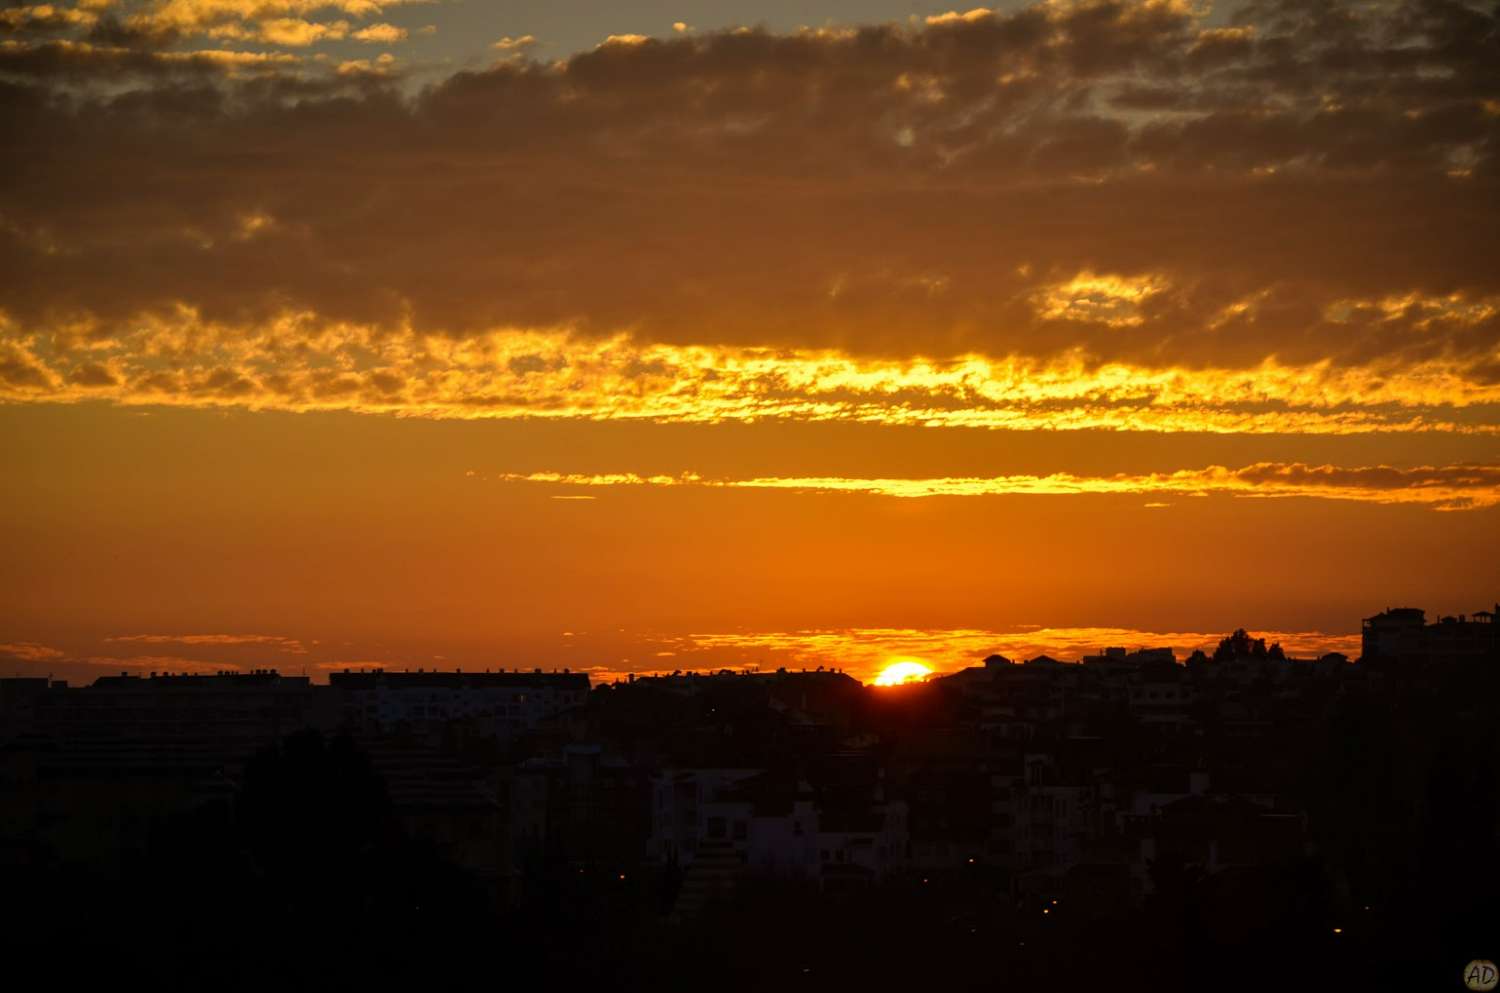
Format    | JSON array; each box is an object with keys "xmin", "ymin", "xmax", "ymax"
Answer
[{"xmin": 0, "ymin": 641, "xmax": 67, "ymax": 662}]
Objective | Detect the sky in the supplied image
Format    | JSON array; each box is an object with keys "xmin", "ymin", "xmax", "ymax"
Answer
[{"xmin": 1, "ymin": 0, "xmax": 1497, "ymax": 684}]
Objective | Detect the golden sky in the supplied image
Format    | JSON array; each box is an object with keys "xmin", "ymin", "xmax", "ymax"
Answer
[{"xmin": 1, "ymin": 0, "xmax": 1497, "ymax": 683}]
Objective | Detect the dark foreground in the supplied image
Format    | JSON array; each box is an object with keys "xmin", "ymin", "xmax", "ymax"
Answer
[{"xmin": 6, "ymin": 623, "xmax": 1499, "ymax": 991}]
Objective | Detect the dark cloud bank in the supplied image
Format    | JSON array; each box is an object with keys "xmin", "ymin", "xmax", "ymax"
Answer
[{"xmin": 0, "ymin": 0, "xmax": 1496, "ymax": 381}]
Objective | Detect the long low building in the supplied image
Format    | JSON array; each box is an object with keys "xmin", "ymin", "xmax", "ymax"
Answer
[
  {"xmin": 0, "ymin": 668, "xmax": 593, "ymax": 747},
  {"xmin": 328, "ymin": 669, "xmax": 590, "ymax": 740}
]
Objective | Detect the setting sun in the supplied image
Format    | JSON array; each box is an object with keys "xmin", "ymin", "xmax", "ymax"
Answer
[{"xmin": 872, "ymin": 660, "xmax": 934, "ymax": 686}]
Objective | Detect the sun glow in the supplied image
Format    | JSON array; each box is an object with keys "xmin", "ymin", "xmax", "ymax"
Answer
[{"xmin": 872, "ymin": 659, "xmax": 934, "ymax": 686}]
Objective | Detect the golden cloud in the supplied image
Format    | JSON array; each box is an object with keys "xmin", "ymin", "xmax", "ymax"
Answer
[
  {"xmin": 924, "ymin": 8, "xmax": 994, "ymax": 26},
  {"xmin": 138, "ymin": 0, "xmax": 420, "ymax": 33},
  {"xmin": 241, "ymin": 16, "xmax": 347, "ymax": 44},
  {"xmin": 350, "ymin": 21, "xmax": 402, "ymax": 43},
  {"xmin": 1034, "ymin": 271, "xmax": 1170, "ymax": 327},
  {"xmin": 491, "ymin": 462, "xmax": 1500, "ymax": 510},
  {"xmin": 0, "ymin": 5, "xmax": 100, "ymax": 30},
  {"xmin": 599, "ymin": 33, "xmax": 650, "ymax": 47},
  {"xmin": 2, "ymin": 314, "xmax": 1496, "ymax": 435}
]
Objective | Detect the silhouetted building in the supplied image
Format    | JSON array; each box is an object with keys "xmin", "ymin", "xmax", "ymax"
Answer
[
  {"xmin": 511, "ymin": 742, "xmax": 648, "ymax": 870},
  {"xmin": 648, "ymin": 762, "xmax": 909, "ymax": 912},
  {"xmin": 6, "ymin": 671, "xmax": 320, "ymax": 870},
  {"xmin": 36, "ymin": 669, "xmax": 321, "ymax": 743},
  {"xmin": 359, "ymin": 739, "xmax": 504, "ymax": 877},
  {"xmin": 0, "ymin": 676, "xmax": 63, "ymax": 739},
  {"xmin": 1361, "ymin": 604, "xmax": 1499, "ymax": 667},
  {"xmin": 329, "ymin": 669, "xmax": 588, "ymax": 741}
]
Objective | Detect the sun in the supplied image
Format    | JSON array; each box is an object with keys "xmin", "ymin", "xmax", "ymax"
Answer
[{"xmin": 872, "ymin": 659, "xmax": 934, "ymax": 686}]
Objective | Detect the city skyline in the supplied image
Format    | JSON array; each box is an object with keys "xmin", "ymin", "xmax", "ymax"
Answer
[
  {"xmin": 5, "ymin": 598, "xmax": 1495, "ymax": 990},
  {"xmin": 13, "ymin": 601, "xmax": 1500, "ymax": 687}
]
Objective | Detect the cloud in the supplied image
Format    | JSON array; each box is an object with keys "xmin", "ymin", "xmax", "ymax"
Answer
[
  {"xmin": 0, "ymin": 37, "xmax": 308, "ymax": 79},
  {"xmin": 493, "ymin": 462, "xmax": 1500, "ymax": 510},
  {"xmin": 130, "ymin": 0, "xmax": 427, "ymax": 36},
  {"xmin": 0, "ymin": 0, "xmax": 1496, "ymax": 441},
  {"xmin": 599, "ymin": 33, "xmax": 650, "ymax": 47},
  {"xmin": 924, "ymin": 9, "xmax": 993, "ymax": 27},
  {"xmin": 0, "ymin": 641, "xmax": 66, "ymax": 662},
  {"xmin": 106, "ymin": 632, "xmax": 309, "ymax": 653},
  {"xmin": 351, "ymin": 21, "xmax": 403, "ymax": 43},
  {"xmin": 230, "ymin": 16, "xmax": 349, "ymax": 45},
  {"xmin": 335, "ymin": 50, "xmax": 392, "ymax": 74},
  {"xmin": 0, "ymin": 5, "xmax": 101, "ymax": 34},
  {"xmin": 1, "ymin": 315, "xmax": 1497, "ymax": 433},
  {"xmin": 1033, "ymin": 271, "xmax": 1170, "ymax": 327},
  {"xmin": 0, "ymin": 640, "xmax": 239, "ymax": 674},
  {"xmin": 79, "ymin": 655, "xmax": 234, "ymax": 673},
  {"xmin": 490, "ymin": 33, "xmax": 534, "ymax": 56},
  {"xmin": 0, "ymin": 0, "xmax": 432, "ymax": 72}
]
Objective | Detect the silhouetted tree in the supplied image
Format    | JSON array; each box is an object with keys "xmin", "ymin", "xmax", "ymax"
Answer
[{"xmin": 1213, "ymin": 628, "xmax": 1269, "ymax": 662}]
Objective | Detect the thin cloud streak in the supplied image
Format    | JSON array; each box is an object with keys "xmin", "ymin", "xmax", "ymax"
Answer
[
  {"xmin": 0, "ymin": 641, "xmax": 240, "ymax": 675},
  {"xmin": 105, "ymin": 632, "xmax": 309, "ymax": 653},
  {"xmin": 493, "ymin": 462, "xmax": 1500, "ymax": 510}
]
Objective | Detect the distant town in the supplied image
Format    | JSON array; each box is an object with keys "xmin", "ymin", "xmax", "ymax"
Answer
[{"xmin": 4, "ymin": 603, "xmax": 1496, "ymax": 989}]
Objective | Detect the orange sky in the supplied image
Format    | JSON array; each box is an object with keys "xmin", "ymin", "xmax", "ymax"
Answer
[{"xmin": 1, "ymin": 0, "xmax": 1497, "ymax": 684}]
